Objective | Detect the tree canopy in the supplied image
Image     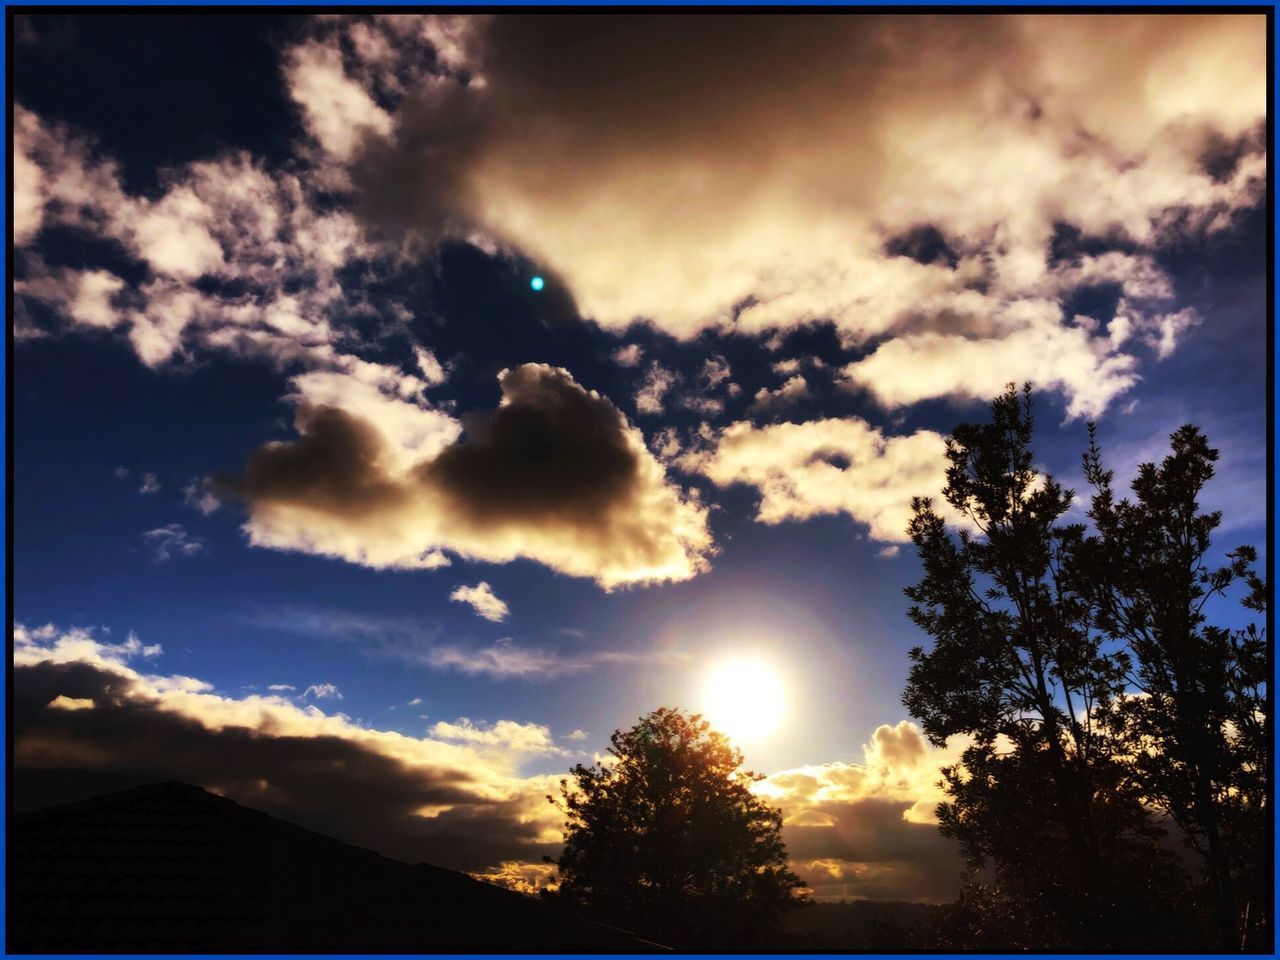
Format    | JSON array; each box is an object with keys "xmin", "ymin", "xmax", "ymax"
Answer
[
  {"xmin": 544, "ymin": 707, "xmax": 807, "ymax": 948},
  {"xmin": 903, "ymin": 385, "xmax": 1267, "ymax": 951}
]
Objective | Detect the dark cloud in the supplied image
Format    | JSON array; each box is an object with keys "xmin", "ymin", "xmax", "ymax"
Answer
[
  {"xmin": 216, "ymin": 404, "xmax": 410, "ymax": 519},
  {"xmin": 12, "ymin": 658, "xmax": 556, "ymax": 874},
  {"xmin": 421, "ymin": 363, "xmax": 639, "ymax": 528},
  {"xmin": 215, "ymin": 364, "xmax": 711, "ymax": 586}
]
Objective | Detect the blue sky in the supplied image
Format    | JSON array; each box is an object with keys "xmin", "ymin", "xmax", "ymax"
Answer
[{"xmin": 12, "ymin": 12, "xmax": 1268, "ymax": 902}]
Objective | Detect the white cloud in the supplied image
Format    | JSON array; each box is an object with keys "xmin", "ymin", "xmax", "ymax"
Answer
[
  {"xmin": 142, "ymin": 523, "xmax": 205, "ymax": 562},
  {"xmin": 283, "ymin": 40, "xmax": 395, "ymax": 163},
  {"xmin": 838, "ymin": 301, "xmax": 1145, "ymax": 420},
  {"xmin": 450, "ymin": 582, "xmax": 510, "ymax": 622},
  {"xmin": 565, "ymin": 729, "xmax": 588, "ymax": 741},
  {"xmin": 634, "ymin": 361, "xmax": 677, "ymax": 415},
  {"xmin": 267, "ymin": 683, "xmax": 296, "ymax": 692},
  {"xmin": 748, "ymin": 375, "xmax": 810, "ymax": 417},
  {"xmin": 611, "ymin": 343, "xmax": 644, "ymax": 368},
  {"xmin": 138, "ymin": 473, "xmax": 161, "ymax": 495},
  {"xmin": 684, "ymin": 417, "xmax": 955, "ymax": 543},
  {"xmin": 423, "ymin": 638, "xmax": 688, "ymax": 680},
  {"xmin": 183, "ymin": 478, "xmax": 222, "ymax": 515},
  {"xmin": 47, "ymin": 695, "xmax": 95, "ymax": 711},
  {"xmin": 414, "ymin": 346, "xmax": 448, "ymax": 386},
  {"xmin": 428, "ymin": 717, "xmax": 561, "ymax": 756},
  {"xmin": 302, "ymin": 683, "xmax": 343, "ymax": 701}
]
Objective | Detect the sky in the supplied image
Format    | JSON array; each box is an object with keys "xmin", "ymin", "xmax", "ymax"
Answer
[{"xmin": 10, "ymin": 13, "xmax": 1269, "ymax": 903}]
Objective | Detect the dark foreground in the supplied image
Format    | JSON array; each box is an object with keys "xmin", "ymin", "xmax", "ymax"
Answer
[{"xmin": 9, "ymin": 781, "xmax": 663, "ymax": 953}]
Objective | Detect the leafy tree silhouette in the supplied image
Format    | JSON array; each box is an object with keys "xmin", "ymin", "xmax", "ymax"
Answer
[
  {"xmin": 902, "ymin": 385, "xmax": 1209, "ymax": 951},
  {"xmin": 544, "ymin": 707, "xmax": 807, "ymax": 948},
  {"xmin": 1076, "ymin": 422, "xmax": 1269, "ymax": 950}
]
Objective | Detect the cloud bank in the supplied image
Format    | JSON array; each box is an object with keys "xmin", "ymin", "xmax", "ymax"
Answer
[
  {"xmin": 14, "ymin": 623, "xmax": 963, "ymax": 902},
  {"xmin": 335, "ymin": 13, "xmax": 1263, "ymax": 418}
]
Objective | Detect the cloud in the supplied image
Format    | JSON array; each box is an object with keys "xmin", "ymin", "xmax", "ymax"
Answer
[
  {"xmin": 218, "ymin": 364, "xmax": 712, "ymax": 587},
  {"xmin": 337, "ymin": 13, "xmax": 1262, "ymax": 418},
  {"xmin": 11, "ymin": 623, "xmax": 566, "ymax": 877},
  {"xmin": 48, "ymin": 695, "xmax": 95, "ymax": 711},
  {"xmin": 302, "ymin": 683, "xmax": 343, "ymax": 701},
  {"xmin": 633, "ymin": 361, "xmax": 677, "ymax": 415},
  {"xmin": 611, "ymin": 343, "xmax": 644, "ymax": 368},
  {"xmin": 449, "ymin": 582, "xmax": 510, "ymax": 622},
  {"xmin": 748, "ymin": 375, "xmax": 810, "ymax": 418},
  {"xmin": 183, "ymin": 478, "xmax": 222, "ymax": 515},
  {"xmin": 756, "ymin": 721, "xmax": 968, "ymax": 902},
  {"xmin": 142, "ymin": 523, "xmax": 205, "ymax": 562},
  {"xmin": 137, "ymin": 473, "xmax": 161, "ymax": 495},
  {"xmin": 427, "ymin": 718, "xmax": 561, "ymax": 756},
  {"xmin": 245, "ymin": 606, "xmax": 692, "ymax": 681},
  {"xmin": 422, "ymin": 638, "xmax": 688, "ymax": 681},
  {"xmin": 684, "ymin": 418, "xmax": 954, "ymax": 543},
  {"xmin": 14, "ymin": 623, "xmax": 974, "ymax": 902},
  {"xmin": 267, "ymin": 684, "xmax": 296, "ymax": 692}
]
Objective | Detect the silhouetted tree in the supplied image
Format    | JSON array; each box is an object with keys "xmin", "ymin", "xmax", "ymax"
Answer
[
  {"xmin": 544, "ymin": 707, "xmax": 806, "ymax": 948},
  {"xmin": 1075, "ymin": 423, "xmax": 1269, "ymax": 950},
  {"xmin": 902, "ymin": 385, "xmax": 1203, "ymax": 950}
]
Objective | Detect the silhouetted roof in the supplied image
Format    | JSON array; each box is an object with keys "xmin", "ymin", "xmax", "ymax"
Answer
[{"xmin": 9, "ymin": 780, "xmax": 664, "ymax": 953}]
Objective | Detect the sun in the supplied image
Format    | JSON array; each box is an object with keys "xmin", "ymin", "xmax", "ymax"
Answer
[{"xmin": 703, "ymin": 658, "xmax": 786, "ymax": 744}]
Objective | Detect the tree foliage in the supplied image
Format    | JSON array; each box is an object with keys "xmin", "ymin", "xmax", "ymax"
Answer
[
  {"xmin": 544, "ymin": 707, "xmax": 806, "ymax": 948},
  {"xmin": 903, "ymin": 385, "xmax": 1266, "ymax": 951},
  {"xmin": 1076, "ymin": 422, "xmax": 1269, "ymax": 949}
]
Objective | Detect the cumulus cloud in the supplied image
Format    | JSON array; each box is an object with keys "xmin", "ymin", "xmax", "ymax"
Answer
[
  {"xmin": 268, "ymin": 683, "xmax": 296, "ymax": 692},
  {"xmin": 684, "ymin": 418, "xmax": 954, "ymax": 543},
  {"xmin": 217, "ymin": 364, "xmax": 712, "ymax": 587},
  {"xmin": 449, "ymin": 582, "xmax": 510, "ymax": 622},
  {"xmin": 334, "ymin": 13, "xmax": 1262, "ymax": 418},
  {"xmin": 11, "ymin": 623, "xmax": 567, "ymax": 877},
  {"xmin": 137, "ymin": 473, "xmax": 161, "ymax": 495},
  {"xmin": 756, "ymin": 721, "xmax": 967, "ymax": 902},
  {"xmin": 142, "ymin": 523, "xmax": 205, "ymax": 562}
]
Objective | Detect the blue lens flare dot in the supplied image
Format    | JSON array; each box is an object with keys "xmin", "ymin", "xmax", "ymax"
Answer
[{"xmin": 530, "ymin": 275, "xmax": 545, "ymax": 292}]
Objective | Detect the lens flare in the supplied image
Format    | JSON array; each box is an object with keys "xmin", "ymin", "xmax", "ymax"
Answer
[{"xmin": 530, "ymin": 276, "xmax": 545, "ymax": 291}]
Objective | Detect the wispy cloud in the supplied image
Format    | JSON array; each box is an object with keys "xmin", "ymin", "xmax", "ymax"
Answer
[
  {"xmin": 142, "ymin": 523, "xmax": 205, "ymax": 562},
  {"xmin": 245, "ymin": 606, "xmax": 688, "ymax": 681}
]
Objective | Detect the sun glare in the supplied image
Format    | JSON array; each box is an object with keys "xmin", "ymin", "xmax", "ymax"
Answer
[{"xmin": 703, "ymin": 658, "xmax": 786, "ymax": 744}]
